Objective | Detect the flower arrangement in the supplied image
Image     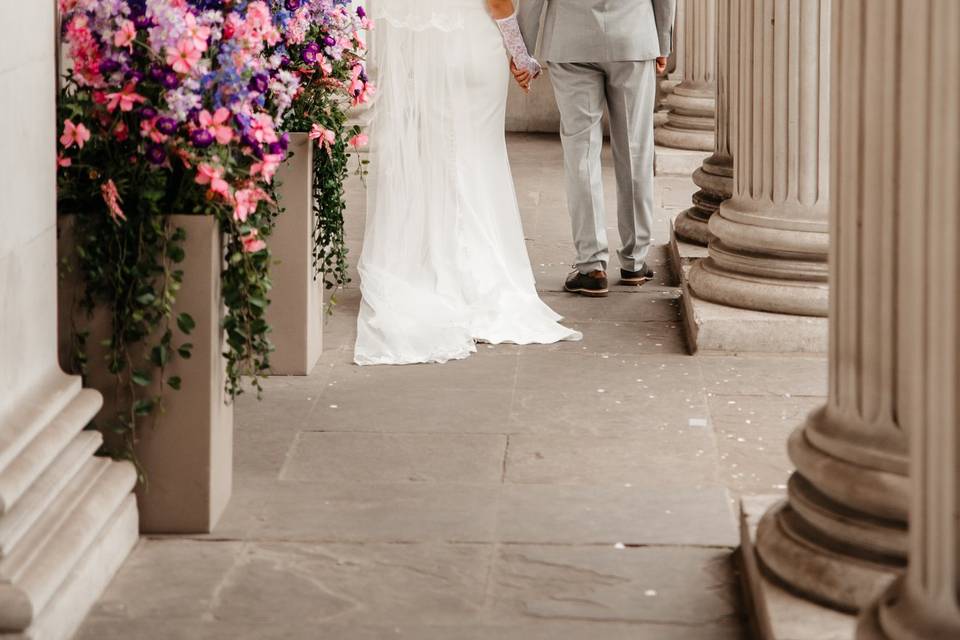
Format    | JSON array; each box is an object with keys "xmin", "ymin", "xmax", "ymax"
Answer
[
  {"xmin": 57, "ymin": 0, "xmax": 302, "ymax": 463},
  {"xmin": 271, "ymin": 0, "xmax": 373, "ymax": 295}
]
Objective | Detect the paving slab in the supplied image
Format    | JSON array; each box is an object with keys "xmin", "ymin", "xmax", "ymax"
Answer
[
  {"xmin": 249, "ymin": 481, "xmax": 502, "ymax": 543},
  {"xmin": 489, "ymin": 545, "xmax": 742, "ymax": 627},
  {"xmin": 496, "ymin": 485, "xmax": 739, "ymax": 546},
  {"xmin": 505, "ymin": 433, "xmax": 719, "ymax": 487},
  {"xmin": 281, "ymin": 432, "xmax": 507, "ymax": 484}
]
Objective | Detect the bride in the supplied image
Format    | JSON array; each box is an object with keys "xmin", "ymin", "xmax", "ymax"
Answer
[{"xmin": 354, "ymin": 0, "xmax": 582, "ymax": 366}]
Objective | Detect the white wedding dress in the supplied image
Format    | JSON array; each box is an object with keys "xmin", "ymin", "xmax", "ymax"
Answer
[{"xmin": 354, "ymin": 0, "xmax": 581, "ymax": 366}]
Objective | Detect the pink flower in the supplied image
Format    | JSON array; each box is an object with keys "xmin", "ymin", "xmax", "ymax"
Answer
[
  {"xmin": 308, "ymin": 124, "xmax": 336, "ymax": 149},
  {"xmin": 249, "ymin": 113, "xmax": 278, "ymax": 144},
  {"xmin": 198, "ymin": 108, "xmax": 234, "ymax": 145},
  {"xmin": 349, "ymin": 133, "xmax": 369, "ymax": 149},
  {"xmin": 60, "ymin": 119, "xmax": 91, "ymax": 149},
  {"xmin": 166, "ymin": 40, "xmax": 201, "ymax": 74},
  {"xmin": 183, "ymin": 14, "xmax": 211, "ymax": 52},
  {"xmin": 250, "ymin": 154, "xmax": 283, "ymax": 183},
  {"xmin": 57, "ymin": 153, "xmax": 72, "ymax": 168},
  {"xmin": 101, "ymin": 179, "xmax": 126, "ymax": 223},
  {"xmin": 195, "ymin": 163, "xmax": 231, "ymax": 199},
  {"xmin": 114, "ymin": 20, "xmax": 136, "ymax": 49},
  {"xmin": 241, "ymin": 229, "xmax": 266, "ymax": 254},
  {"xmin": 233, "ymin": 187, "xmax": 268, "ymax": 222},
  {"xmin": 105, "ymin": 82, "xmax": 146, "ymax": 112}
]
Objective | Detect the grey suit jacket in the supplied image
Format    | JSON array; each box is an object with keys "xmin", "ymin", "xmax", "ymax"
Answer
[{"xmin": 518, "ymin": 0, "xmax": 676, "ymax": 63}]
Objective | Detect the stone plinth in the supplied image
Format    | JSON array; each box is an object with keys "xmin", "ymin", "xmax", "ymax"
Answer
[
  {"xmin": 62, "ymin": 216, "xmax": 233, "ymax": 534},
  {"xmin": 269, "ymin": 133, "xmax": 325, "ymax": 376},
  {"xmin": 0, "ymin": 2, "xmax": 138, "ymax": 637}
]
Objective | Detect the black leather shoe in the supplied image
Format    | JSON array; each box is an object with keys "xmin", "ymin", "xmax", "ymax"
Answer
[
  {"xmin": 564, "ymin": 269, "xmax": 609, "ymax": 297},
  {"xmin": 620, "ymin": 264, "xmax": 654, "ymax": 286}
]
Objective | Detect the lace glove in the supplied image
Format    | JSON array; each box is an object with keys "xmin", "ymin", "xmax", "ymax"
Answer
[{"xmin": 495, "ymin": 12, "xmax": 542, "ymax": 77}]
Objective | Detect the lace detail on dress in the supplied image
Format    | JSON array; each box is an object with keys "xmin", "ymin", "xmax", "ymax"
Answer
[{"xmin": 371, "ymin": 0, "xmax": 465, "ymax": 32}]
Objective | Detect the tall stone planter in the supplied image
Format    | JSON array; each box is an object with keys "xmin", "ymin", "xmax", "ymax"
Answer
[
  {"xmin": 60, "ymin": 215, "xmax": 233, "ymax": 534},
  {"xmin": 268, "ymin": 132, "xmax": 324, "ymax": 375}
]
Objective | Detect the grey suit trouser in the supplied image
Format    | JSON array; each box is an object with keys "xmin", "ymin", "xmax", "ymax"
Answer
[{"xmin": 548, "ymin": 61, "xmax": 656, "ymax": 275}]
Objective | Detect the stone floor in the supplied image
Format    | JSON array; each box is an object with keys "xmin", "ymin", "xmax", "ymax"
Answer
[{"xmin": 77, "ymin": 134, "xmax": 827, "ymax": 640}]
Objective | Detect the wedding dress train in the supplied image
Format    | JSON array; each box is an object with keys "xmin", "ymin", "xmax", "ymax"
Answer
[{"xmin": 355, "ymin": 0, "xmax": 581, "ymax": 365}]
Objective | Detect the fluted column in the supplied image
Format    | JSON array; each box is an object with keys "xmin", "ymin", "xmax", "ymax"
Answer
[
  {"xmin": 856, "ymin": 1, "xmax": 960, "ymax": 637},
  {"xmin": 655, "ymin": 0, "xmax": 716, "ymax": 151},
  {"xmin": 657, "ymin": 0, "xmax": 686, "ymax": 109},
  {"xmin": 688, "ymin": 0, "xmax": 830, "ymax": 317},
  {"xmin": 752, "ymin": 0, "xmax": 910, "ymax": 611},
  {"xmin": 674, "ymin": 0, "xmax": 735, "ymax": 244}
]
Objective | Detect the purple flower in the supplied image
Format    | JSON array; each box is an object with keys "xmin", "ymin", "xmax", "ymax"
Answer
[
  {"xmin": 302, "ymin": 43, "xmax": 320, "ymax": 64},
  {"xmin": 161, "ymin": 71, "xmax": 180, "ymax": 90},
  {"xmin": 148, "ymin": 65, "xmax": 165, "ymax": 81},
  {"xmin": 99, "ymin": 59, "xmax": 121, "ymax": 74},
  {"xmin": 156, "ymin": 117, "xmax": 178, "ymax": 135},
  {"xmin": 190, "ymin": 128, "xmax": 215, "ymax": 148},
  {"xmin": 285, "ymin": 0, "xmax": 301, "ymax": 9},
  {"xmin": 140, "ymin": 106, "xmax": 158, "ymax": 120},
  {"xmin": 268, "ymin": 141, "xmax": 285, "ymax": 155},
  {"xmin": 125, "ymin": 69, "xmax": 145, "ymax": 83},
  {"xmin": 248, "ymin": 73, "xmax": 269, "ymax": 94},
  {"xmin": 146, "ymin": 144, "xmax": 167, "ymax": 165},
  {"xmin": 323, "ymin": 35, "xmax": 336, "ymax": 47},
  {"xmin": 357, "ymin": 6, "xmax": 366, "ymax": 19}
]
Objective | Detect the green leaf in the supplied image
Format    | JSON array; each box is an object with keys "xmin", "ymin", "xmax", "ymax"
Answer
[
  {"xmin": 150, "ymin": 345, "xmax": 169, "ymax": 367},
  {"xmin": 131, "ymin": 370, "xmax": 152, "ymax": 387},
  {"xmin": 178, "ymin": 343, "xmax": 193, "ymax": 359},
  {"xmin": 136, "ymin": 292, "xmax": 156, "ymax": 305},
  {"xmin": 167, "ymin": 376, "xmax": 182, "ymax": 391},
  {"xmin": 133, "ymin": 399, "xmax": 155, "ymax": 416},
  {"xmin": 177, "ymin": 312, "xmax": 196, "ymax": 334}
]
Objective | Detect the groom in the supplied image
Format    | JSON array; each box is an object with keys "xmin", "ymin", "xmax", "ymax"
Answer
[{"xmin": 518, "ymin": 0, "xmax": 676, "ymax": 297}]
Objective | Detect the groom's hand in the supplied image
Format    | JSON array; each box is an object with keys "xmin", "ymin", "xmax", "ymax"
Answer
[
  {"xmin": 510, "ymin": 60, "xmax": 532, "ymax": 92},
  {"xmin": 656, "ymin": 56, "xmax": 668, "ymax": 75}
]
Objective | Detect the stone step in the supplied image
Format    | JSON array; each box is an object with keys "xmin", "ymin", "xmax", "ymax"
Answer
[
  {"xmin": 8, "ymin": 496, "xmax": 138, "ymax": 640},
  {"xmin": 0, "ymin": 374, "xmax": 84, "ymax": 485},
  {"xmin": 0, "ymin": 389, "xmax": 101, "ymax": 516},
  {"xmin": 0, "ymin": 457, "xmax": 136, "ymax": 631},
  {"xmin": 0, "ymin": 432, "xmax": 102, "ymax": 556}
]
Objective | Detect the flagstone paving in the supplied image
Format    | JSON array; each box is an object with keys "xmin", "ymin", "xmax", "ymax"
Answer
[{"xmin": 77, "ymin": 134, "xmax": 827, "ymax": 640}]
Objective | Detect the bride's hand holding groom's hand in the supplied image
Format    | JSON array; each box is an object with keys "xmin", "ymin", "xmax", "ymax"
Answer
[{"xmin": 510, "ymin": 60, "xmax": 533, "ymax": 92}]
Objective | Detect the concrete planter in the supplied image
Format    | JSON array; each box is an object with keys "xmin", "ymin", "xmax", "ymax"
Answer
[
  {"xmin": 268, "ymin": 132, "xmax": 325, "ymax": 375},
  {"xmin": 59, "ymin": 215, "xmax": 233, "ymax": 534}
]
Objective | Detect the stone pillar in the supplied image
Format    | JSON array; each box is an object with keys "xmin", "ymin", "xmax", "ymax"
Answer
[
  {"xmin": 857, "ymin": 0, "xmax": 960, "ymax": 637},
  {"xmin": 655, "ymin": 0, "xmax": 716, "ymax": 151},
  {"xmin": 688, "ymin": 0, "xmax": 830, "ymax": 317},
  {"xmin": 673, "ymin": 0, "xmax": 734, "ymax": 245},
  {"xmin": 0, "ymin": 2, "xmax": 138, "ymax": 637},
  {"xmin": 656, "ymin": 0, "xmax": 685, "ymax": 111}
]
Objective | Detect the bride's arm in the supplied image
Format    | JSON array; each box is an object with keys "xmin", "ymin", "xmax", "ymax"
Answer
[{"xmin": 487, "ymin": 0, "xmax": 542, "ymax": 79}]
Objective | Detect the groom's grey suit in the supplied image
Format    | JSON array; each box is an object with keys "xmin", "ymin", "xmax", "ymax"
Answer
[{"xmin": 519, "ymin": 0, "xmax": 676, "ymax": 275}]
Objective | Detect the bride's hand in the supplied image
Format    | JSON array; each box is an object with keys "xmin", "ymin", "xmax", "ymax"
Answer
[{"xmin": 510, "ymin": 60, "xmax": 532, "ymax": 92}]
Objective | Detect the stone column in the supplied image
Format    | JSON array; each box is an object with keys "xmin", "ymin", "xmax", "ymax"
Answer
[
  {"xmin": 655, "ymin": 0, "xmax": 716, "ymax": 151},
  {"xmin": 857, "ymin": 0, "xmax": 960, "ymax": 637},
  {"xmin": 656, "ymin": 0, "xmax": 685, "ymax": 110},
  {"xmin": 688, "ymin": 0, "xmax": 830, "ymax": 317},
  {"xmin": 0, "ymin": 2, "xmax": 138, "ymax": 637},
  {"xmin": 673, "ymin": 0, "xmax": 734, "ymax": 245}
]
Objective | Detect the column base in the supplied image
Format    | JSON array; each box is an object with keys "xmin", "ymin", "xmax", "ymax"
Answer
[
  {"xmin": 689, "ymin": 257, "xmax": 829, "ymax": 317},
  {"xmin": 755, "ymin": 492, "xmax": 903, "ymax": 613},
  {"xmin": 740, "ymin": 495, "xmax": 858, "ymax": 640},
  {"xmin": 674, "ymin": 208, "xmax": 713, "ymax": 245},
  {"xmin": 675, "ymin": 159, "xmax": 733, "ymax": 246},
  {"xmin": 857, "ymin": 577, "xmax": 960, "ymax": 640},
  {"xmin": 670, "ymin": 222, "xmax": 827, "ymax": 354}
]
